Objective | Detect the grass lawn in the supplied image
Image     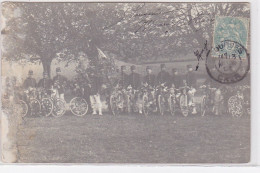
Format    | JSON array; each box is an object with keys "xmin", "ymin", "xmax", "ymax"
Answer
[{"xmin": 17, "ymin": 112, "xmax": 250, "ymax": 163}]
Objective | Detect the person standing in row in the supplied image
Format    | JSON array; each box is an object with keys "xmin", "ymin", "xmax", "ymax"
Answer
[
  {"xmin": 38, "ymin": 71, "xmax": 53, "ymax": 90},
  {"xmin": 73, "ymin": 69, "xmax": 90, "ymax": 97},
  {"xmin": 118, "ymin": 65, "xmax": 129, "ymax": 89},
  {"xmin": 186, "ymin": 65, "xmax": 196, "ymax": 88},
  {"xmin": 128, "ymin": 65, "xmax": 142, "ymax": 114},
  {"xmin": 53, "ymin": 67, "xmax": 68, "ymax": 100},
  {"xmin": 171, "ymin": 68, "xmax": 182, "ymax": 89},
  {"xmin": 23, "ymin": 70, "xmax": 37, "ymax": 89},
  {"xmin": 143, "ymin": 66, "xmax": 156, "ymax": 87},
  {"xmin": 128, "ymin": 65, "xmax": 141, "ymax": 90},
  {"xmin": 185, "ymin": 65, "xmax": 197, "ymax": 114},
  {"xmin": 157, "ymin": 64, "xmax": 170, "ymax": 86},
  {"xmin": 38, "ymin": 71, "xmax": 53, "ymax": 99}
]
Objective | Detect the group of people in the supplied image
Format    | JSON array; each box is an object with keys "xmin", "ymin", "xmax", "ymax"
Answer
[
  {"xmin": 118, "ymin": 64, "xmax": 196, "ymax": 90},
  {"xmin": 22, "ymin": 67, "xmax": 104, "ymax": 115},
  {"xmin": 19, "ymin": 63, "xmax": 199, "ymax": 116},
  {"xmin": 117, "ymin": 64, "xmax": 197, "ymax": 114}
]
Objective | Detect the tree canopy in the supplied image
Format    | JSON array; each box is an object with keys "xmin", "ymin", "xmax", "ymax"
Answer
[{"xmin": 1, "ymin": 2, "xmax": 250, "ymax": 77}]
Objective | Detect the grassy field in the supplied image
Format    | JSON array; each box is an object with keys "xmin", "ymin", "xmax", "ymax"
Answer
[{"xmin": 17, "ymin": 112, "xmax": 250, "ymax": 163}]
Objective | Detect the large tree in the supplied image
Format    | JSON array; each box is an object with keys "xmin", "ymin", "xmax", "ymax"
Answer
[{"xmin": 2, "ymin": 2, "xmax": 250, "ymax": 77}]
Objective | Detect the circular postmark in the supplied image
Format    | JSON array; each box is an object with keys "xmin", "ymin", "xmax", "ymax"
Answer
[{"xmin": 206, "ymin": 40, "xmax": 250, "ymax": 84}]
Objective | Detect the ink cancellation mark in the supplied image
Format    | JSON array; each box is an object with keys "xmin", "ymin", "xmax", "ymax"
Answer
[
  {"xmin": 206, "ymin": 40, "xmax": 250, "ymax": 84},
  {"xmin": 206, "ymin": 16, "xmax": 250, "ymax": 84}
]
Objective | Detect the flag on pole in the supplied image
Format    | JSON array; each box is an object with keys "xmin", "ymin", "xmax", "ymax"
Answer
[{"xmin": 96, "ymin": 47, "xmax": 108, "ymax": 59}]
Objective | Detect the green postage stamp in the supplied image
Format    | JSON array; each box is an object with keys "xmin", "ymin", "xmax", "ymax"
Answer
[{"xmin": 212, "ymin": 16, "xmax": 249, "ymax": 58}]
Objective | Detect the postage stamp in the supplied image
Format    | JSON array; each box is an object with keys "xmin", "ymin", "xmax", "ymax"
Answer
[
  {"xmin": 206, "ymin": 16, "xmax": 250, "ymax": 84},
  {"xmin": 212, "ymin": 16, "xmax": 249, "ymax": 58}
]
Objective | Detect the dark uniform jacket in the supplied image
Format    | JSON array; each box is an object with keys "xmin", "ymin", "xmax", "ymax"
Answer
[
  {"xmin": 38, "ymin": 78, "xmax": 53, "ymax": 90},
  {"xmin": 186, "ymin": 71, "xmax": 197, "ymax": 87},
  {"xmin": 53, "ymin": 75, "xmax": 67, "ymax": 85},
  {"xmin": 89, "ymin": 75, "xmax": 103, "ymax": 95},
  {"xmin": 118, "ymin": 72, "xmax": 129, "ymax": 88},
  {"xmin": 143, "ymin": 74, "xmax": 156, "ymax": 87},
  {"xmin": 128, "ymin": 72, "xmax": 141, "ymax": 90},
  {"xmin": 53, "ymin": 75, "xmax": 68, "ymax": 93},
  {"xmin": 157, "ymin": 70, "xmax": 170, "ymax": 86},
  {"xmin": 23, "ymin": 77, "xmax": 37, "ymax": 89},
  {"xmin": 73, "ymin": 73, "xmax": 89, "ymax": 88},
  {"xmin": 72, "ymin": 73, "xmax": 90, "ymax": 97},
  {"xmin": 171, "ymin": 74, "xmax": 182, "ymax": 89}
]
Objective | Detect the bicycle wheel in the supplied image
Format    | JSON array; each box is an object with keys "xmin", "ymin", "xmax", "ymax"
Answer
[
  {"xmin": 41, "ymin": 98, "xmax": 53, "ymax": 117},
  {"xmin": 29, "ymin": 99, "xmax": 41, "ymax": 116},
  {"xmin": 168, "ymin": 95, "xmax": 176, "ymax": 116},
  {"xmin": 158, "ymin": 95, "xmax": 166, "ymax": 116},
  {"xmin": 179, "ymin": 94, "xmax": 189, "ymax": 117},
  {"xmin": 52, "ymin": 98, "xmax": 66, "ymax": 118},
  {"xmin": 18, "ymin": 100, "xmax": 28, "ymax": 118},
  {"xmin": 142, "ymin": 94, "xmax": 149, "ymax": 116},
  {"xmin": 70, "ymin": 97, "xmax": 88, "ymax": 116},
  {"xmin": 200, "ymin": 96, "xmax": 206, "ymax": 117}
]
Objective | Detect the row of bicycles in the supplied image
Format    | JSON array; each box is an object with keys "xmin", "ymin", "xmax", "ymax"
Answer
[
  {"xmin": 18, "ymin": 87, "xmax": 89, "ymax": 118},
  {"xmin": 16, "ymin": 83, "xmax": 250, "ymax": 118},
  {"xmin": 110, "ymin": 83, "xmax": 204, "ymax": 117},
  {"xmin": 109, "ymin": 83, "xmax": 251, "ymax": 117}
]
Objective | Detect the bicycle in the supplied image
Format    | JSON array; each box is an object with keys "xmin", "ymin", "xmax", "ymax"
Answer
[
  {"xmin": 198, "ymin": 85, "xmax": 217, "ymax": 116},
  {"xmin": 19, "ymin": 88, "xmax": 41, "ymax": 117},
  {"xmin": 156, "ymin": 83, "xmax": 170, "ymax": 116},
  {"xmin": 38, "ymin": 88, "xmax": 53, "ymax": 117},
  {"xmin": 178, "ymin": 85, "xmax": 197, "ymax": 117},
  {"xmin": 50, "ymin": 87, "xmax": 66, "ymax": 118},
  {"xmin": 109, "ymin": 84, "xmax": 129, "ymax": 116},
  {"xmin": 69, "ymin": 85, "xmax": 88, "ymax": 117},
  {"xmin": 141, "ymin": 84, "xmax": 156, "ymax": 116},
  {"xmin": 167, "ymin": 86, "xmax": 181, "ymax": 116},
  {"xmin": 228, "ymin": 85, "xmax": 250, "ymax": 117}
]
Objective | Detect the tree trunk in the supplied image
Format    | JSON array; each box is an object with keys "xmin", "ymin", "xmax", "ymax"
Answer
[{"xmin": 41, "ymin": 59, "xmax": 52, "ymax": 78}]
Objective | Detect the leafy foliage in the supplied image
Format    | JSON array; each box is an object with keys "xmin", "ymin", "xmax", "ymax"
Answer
[{"xmin": 2, "ymin": 2, "xmax": 250, "ymax": 74}]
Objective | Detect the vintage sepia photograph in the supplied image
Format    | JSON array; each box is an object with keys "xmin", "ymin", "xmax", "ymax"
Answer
[{"xmin": 1, "ymin": 2, "xmax": 250, "ymax": 163}]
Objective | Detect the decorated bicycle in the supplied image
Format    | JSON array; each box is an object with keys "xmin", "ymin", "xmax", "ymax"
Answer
[
  {"xmin": 177, "ymin": 81, "xmax": 207, "ymax": 117},
  {"xmin": 196, "ymin": 84, "xmax": 218, "ymax": 116},
  {"xmin": 140, "ymin": 83, "xmax": 157, "ymax": 116},
  {"xmin": 228, "ymin": 85, "xmax": 250, "ymax": 117},
  {"xmin": 156, "ymin": 83, "xmax": 178, "ymax": 116},
  {"xmin": 109, "ymin": 84, "xmax": 131, "ymax": 116}
]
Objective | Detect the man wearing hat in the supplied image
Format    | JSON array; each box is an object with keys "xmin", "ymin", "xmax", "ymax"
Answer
[
  {"xmin": 143, "ymin": 66, "xmax": 156, "ymax": 87},
  {"xmin": 53, "ymin": 67, "xmax": 68, "ymax": 99},
  {"xmin": 171, "ymin": 68, "xmax": 181, "ymax": 89},
  {"xmin": 128, "ymin": 65, "xmax": 143, "ymax": 114},
  {"xmin": 23, "ymin": 70, "xmax": 37, "ymax": 89},
  {"xmin": 38, "ymin": 71, "xmax": 53, "ymax": 91},
  {"xmin": 157, "ymin": 64, "xmax": 170, "ymax": 86},
  {"xmin": 128, "ymin": 65, "xmax": 141, "ymax": 90},
  {"xmin": 185, "ymin": 65, "xmax": 196, "ymax": 88}
]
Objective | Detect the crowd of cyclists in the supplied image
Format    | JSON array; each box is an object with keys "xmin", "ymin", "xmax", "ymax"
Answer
[{"xmin": 3, "ymin": 63, "xmax": 250, "ymax": 118}]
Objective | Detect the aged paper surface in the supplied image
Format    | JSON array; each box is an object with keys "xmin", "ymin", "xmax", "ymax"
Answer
[{"xmin": 1, "ymin": 2, "xmax": 250, "ymax": 163}]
